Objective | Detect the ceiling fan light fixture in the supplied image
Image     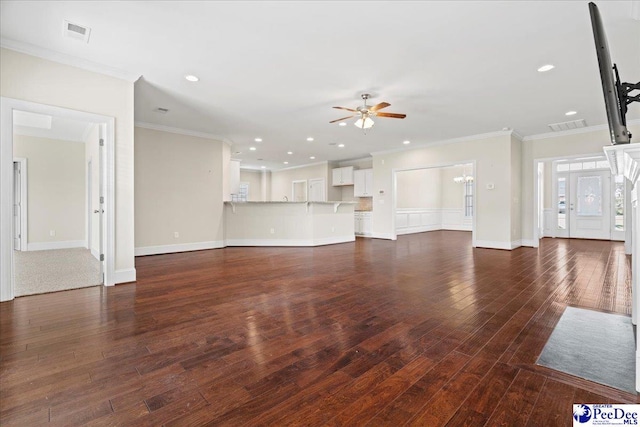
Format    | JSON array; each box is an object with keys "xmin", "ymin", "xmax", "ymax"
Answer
[{"xmin": 354, "ymin": 116, "xmax": 374, "ymax": 129}]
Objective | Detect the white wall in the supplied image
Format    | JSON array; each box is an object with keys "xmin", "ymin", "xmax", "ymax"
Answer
[
  {"xmin": 271, "ymin": 162, "xmax": 330, "ymax": 201},
  {"xmin": 440, "ymin": 166, "xmax": 465, "ymax": 209},
  {"xmin": 240, "ymin": 169, "xmax": 263, "ymax": 201},
  {"xmin": 396, "ymin": 168, "xmax": 441, "ymax": 209},
  {"xmin": 520, "ymin": 122, "xmax": 640, "ymax": 242},
  {"xmin": 0, "ymin": 47, "xmax": 135, "ymax": 282},
  {"xmin": 134, "ymin": 126, "xmax": 225, "ymax": 255},
  {"xmin": 13, "ymin": 134, "xmax": 85, "ymax": 247}
]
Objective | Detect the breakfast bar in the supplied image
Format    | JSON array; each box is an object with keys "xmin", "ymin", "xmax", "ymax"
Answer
[{"xmin": 224, "ymin": 201, "xmax": 356, "ymax": 246}]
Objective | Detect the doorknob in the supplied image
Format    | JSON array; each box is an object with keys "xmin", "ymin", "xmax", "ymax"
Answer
[{"xmin": 93, "ymin": 209, "xmax": 103, "ymax": 213}]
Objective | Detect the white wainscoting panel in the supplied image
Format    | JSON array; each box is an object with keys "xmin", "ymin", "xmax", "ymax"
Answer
[{"xmin": 396, "ymin": 208, "xmax": 472, "ymax": 235}]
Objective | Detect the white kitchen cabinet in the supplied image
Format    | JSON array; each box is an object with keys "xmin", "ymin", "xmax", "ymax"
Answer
[
  {"xmin": 354, "ymin": 212, "xmax": 372, "ymax": 236},
  {"xmin": 332, "ymin": 166, "xmax": 354, "ymax": 186},
  {"xmin": 354, "ymin": 168, "xmax": 373, "ymax": 197}
]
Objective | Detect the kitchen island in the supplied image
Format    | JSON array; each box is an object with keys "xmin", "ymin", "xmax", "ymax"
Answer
[{"xmin": 224, "ymin": 201, "xmax": 356, "ymax": 246}]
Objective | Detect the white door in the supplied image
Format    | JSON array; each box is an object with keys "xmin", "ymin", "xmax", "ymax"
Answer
[
  {"xmin": 13, "ymin": 161, "xmax": 21, "ymax": 250},
  {"xmin": 569, "ymin": 170, "xmax": 611, "ymax": 239},
  {"xmin": 308, "ymin": 178, "xmax": 325, "ymax": 202}
]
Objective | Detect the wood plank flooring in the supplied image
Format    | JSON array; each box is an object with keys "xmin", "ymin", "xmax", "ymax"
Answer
[{"xmin": 1, "ymin": 231, "xmax": 637, "ymax": 426}]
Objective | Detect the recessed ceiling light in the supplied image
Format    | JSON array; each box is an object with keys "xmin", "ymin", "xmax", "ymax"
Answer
[
  {"xmin": 339, "ymin": 122, "xmax": 347, "ymax": 127},
  {"xmin": 284, "ymin": 161, "xmax": 289, "ymax": 165},
  {"xmin": 403, "ymin": 140, "xmax": 411, "ymax": 145},
  {"xmin": 254, "ymin": 138, "xmax": 262, "ymax": 142},
  {"xmin": 185, "ymin": 75, "xmax": 199, "ymax": 82},
  {"xmin": 565, "ymin": 111, "xmax": 577, "ymax": 116},
  {"xmin": 310, "ymin": 156, "xmax": 315, "ymax": 159},
  {"xmin": 537, "ymin": 64, "xmax": 555, "ymax": 72},
  {"xmin": 261, "ymin": 166, "xmax": 266, "ymax": 169},
  {"xmin": 307, "ymin": 137, "xmax": 314, "ymax": 142},
  {"xmin": 287, "ymin": 151, "xmax": 293, "ymax": 155},
  {"xmin": 250, "ymin": 147, "xmax": 257, "ymax": 151},
  {"xmin": 338, "ymin": 144, "xmax": 345, "ymax": 148}
]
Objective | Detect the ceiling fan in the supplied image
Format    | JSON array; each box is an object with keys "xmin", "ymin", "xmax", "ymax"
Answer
[{"xmin": 330, "ymin": 93, "xmax": 406, "ymax": 129}]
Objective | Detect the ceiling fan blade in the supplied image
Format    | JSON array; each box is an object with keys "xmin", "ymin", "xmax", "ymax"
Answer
[
  {"xmin": 329, "ymin": 115, "xmax": 355, "ymax": 123},
  {"xmin": 369, "ymin": 102, "xmax": 390, "ymax": 112},
  {"xmin": 376, "ymin": 112, "xmax": 407, "ymax": 119},
  {"xmin": 333, "ymin": 106, "xmax": 358, "ymax": 112}
]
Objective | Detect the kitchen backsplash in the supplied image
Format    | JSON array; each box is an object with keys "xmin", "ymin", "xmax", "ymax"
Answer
[{"xmin": 356, "ymin": 197, "xmax": 373, "ymax": 211}]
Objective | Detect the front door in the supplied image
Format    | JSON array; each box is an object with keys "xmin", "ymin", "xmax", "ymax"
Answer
[{"xmin": 557, "ymin": 170, "xmax": 611, "ymax": 240}]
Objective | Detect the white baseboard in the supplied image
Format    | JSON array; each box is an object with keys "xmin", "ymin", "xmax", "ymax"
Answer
[
  {"xmin": 396, "ymin": 224, "xmax": 440, "ymax": 236},
  {"xmin": 441, "ymin": 225, "xmax": 473, "ymax": 232},
  {"xmin": 90, "ymin": 247, "xmax": 100, "ymax": 260},
  {"xmin": 225, "ymin": 235, "xmax": 354, "ymax": 247},
  {"xmin": 637, "ymin": 350, "xmax": 640, "ymax": 392},
  {"xmin": 474, "ymin": 239, "xmax": 515, "ymax": 250},
  {"xmin": 135, "ymin": 240, "xmax": 225, "ymax": 256},
  {"xmin": 27, "ymin": 240, "xmax": 85, "ymax": 251},
  {"xmin": 520, "ymin": 239, "xmax": 537, "ymax": 247},
  {"xmin": 371, "ymin": 232, "xmax": 396, "ymax": 240},
  {"xmin": 113, "ymin": 268, "xmax": 136, "ymax": 284}
]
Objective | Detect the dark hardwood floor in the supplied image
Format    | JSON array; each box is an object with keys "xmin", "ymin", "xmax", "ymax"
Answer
[{"xmin": 1, "ymin": 231, "xmax": 637, "ymax": 426}]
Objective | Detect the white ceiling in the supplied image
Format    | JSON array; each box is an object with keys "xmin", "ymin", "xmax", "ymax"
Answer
[
  {"xmin": 13, "ymin": 110, "xmax": 95, "ymax": 143},
  {"xmin": 1, "ymin": 1, "xmax": 639, "ymax": 170}
]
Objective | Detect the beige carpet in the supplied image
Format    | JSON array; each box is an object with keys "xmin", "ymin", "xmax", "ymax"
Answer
[{"xmin": 14, "ymin": 248, "xmax": 101, "ymax": 297}]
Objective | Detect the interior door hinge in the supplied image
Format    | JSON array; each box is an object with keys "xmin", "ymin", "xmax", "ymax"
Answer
[
  {"xmin": 100, "ymin": 196, "xmax": 104, "ymax": 204},
  {"xmin": 100, "ymin": 254, "xmax": 104, "ymax": 261},
  {"xmin": 99, "ymin": 138, "xmax": 104, "ymax": 147}
]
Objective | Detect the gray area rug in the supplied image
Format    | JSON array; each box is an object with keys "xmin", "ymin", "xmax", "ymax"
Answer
[
  {"xmin": 537, "ymin": 306, "xmax": 636, "ymax": 394},
  {"xmin": 14, "ymin": 248, "xmax": 101, "ymax": 297}
]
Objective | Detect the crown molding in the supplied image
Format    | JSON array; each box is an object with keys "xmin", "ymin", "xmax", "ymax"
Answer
[
  {"xmin": 134, "ymin": 121, "xmax": 232, "ymax": 145},
  {"xmin": 522, "ymin": 119, "xmax": 640, "ymax": 142},
  {"xmin": 1, "ymin": 38, "xmax": 141, "ymax": 83},
  {"xmin": 272, "ymin": 160, "xmax": 329, "ymax": 173},
  {"xmin": 370, "ymin": 129, "xmax": 513, "ymax": 157}
]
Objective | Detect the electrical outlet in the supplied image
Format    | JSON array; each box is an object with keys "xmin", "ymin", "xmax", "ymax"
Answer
[
  {"xmin": 174, "ymin": 232, "xmax": 179, "ymax": 238},
  {"xmin": 331, "ymin": 226, "xmax": 335, "ymax": 232},
  {"xmin": 49, "ymin": 230, "xmax": 55, "ymax": 237},
  {"xmin": 270, "ymin": 228, "xmax": 275, "ymax": 234}
]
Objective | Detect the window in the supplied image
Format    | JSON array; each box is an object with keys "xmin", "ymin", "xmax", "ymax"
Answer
[{"xmin": 464, "ymin": 180, "xmax": 473, "ymax": 217}]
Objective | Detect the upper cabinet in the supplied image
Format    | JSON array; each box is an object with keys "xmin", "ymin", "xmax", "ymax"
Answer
[
  {"xmin": 354, "ymin": 168, "xmax": 373, "ymax": 197},
  {"xmin": 332, "ymin": 166, "xmax": 354, "ymax": 186}
]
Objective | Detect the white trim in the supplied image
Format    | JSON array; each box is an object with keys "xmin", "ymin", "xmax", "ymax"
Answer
[
  {"xmin": 91, "ymin": 247, "xmax": 100, "ymax": 260},
  {"xmin": 633, "ymin": 0, "xmax": 640, "ymax": 21},
  {"xmin": 520, "ymin": 239, "xmax": 537, "ymax": 247},
  {"xmin": 1, "ymin": 97, "xmax": 116, "ymax": 301},
  {"xmin": 371, "ymin": 232, "xmax": 396, "ymax": 240},
  {"xmin": 225, "ymin": 235, "xmax": 354, "ymax": 247},
  {"xmin": 134, "ymin": 122, "xmax": 232, "ymax": 145},
  {"xmin": 274, "ymin": 160, "xmax": 329, "ymax": 172},
  {"xmin": 27, "ymin": 240, "xmax": 85, "ymax": 251},
  {"xmin": 13, "ymin": 158, "xmax": 28, "ymax": 251},
  {"xmin": 135, "ymin": 241, "xmax": 225, "ymax": 256},
  {"xmin": 1, "ymin": 38, "xmax": 141, "ymax": 83},
  {"xmin": 474, "ymin": 240, "xmax": 517, "ymax": 250},
  {"xmin": 113, "ymin": 268, "xmax": 136, "ymax": 284}
]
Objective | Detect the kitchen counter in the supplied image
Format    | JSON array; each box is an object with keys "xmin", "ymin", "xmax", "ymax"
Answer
[{"xmin": 224, "ymin": 201, "xmax": 356, "ymax": 246}]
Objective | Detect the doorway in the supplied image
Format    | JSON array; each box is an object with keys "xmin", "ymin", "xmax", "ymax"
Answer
[
  {"xmin": 1, "ymin": 97, "xmax": 116, "ymax": 302},
  {"xmin": 12, "ymin": 111, "xmax": 104, "ymax": 296},
  {"xmin": 549, "ymin": 157, "xmax": 624, "ymax": 241}
]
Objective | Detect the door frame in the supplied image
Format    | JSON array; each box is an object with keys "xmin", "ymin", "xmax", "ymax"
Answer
[
  {"xmin": 291, "ymin": 179, "xmax": 307, "ymax": 202},
  {"xmin": 0, "ymin": 97, "xmax": 115, "ymax": 301},
  {"xmin": 12, "ymin": 158, "xmax": 27, "ymax": 251},
  {"xmin": 533, "ymin": 152, "xmax": 629, "ymax": 246}
]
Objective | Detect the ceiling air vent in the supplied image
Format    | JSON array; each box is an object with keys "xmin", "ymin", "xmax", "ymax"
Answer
[
  {"xmin": 154, "ymin": 107, "xmax": 170, "ymax": 114},
  {"xmin": 548, "ymin": 119, "xmax": 587, "ymax": 132},
  {"xmin": 63, "ymin": 20, "xmax": 91, "ymax": 43}
]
